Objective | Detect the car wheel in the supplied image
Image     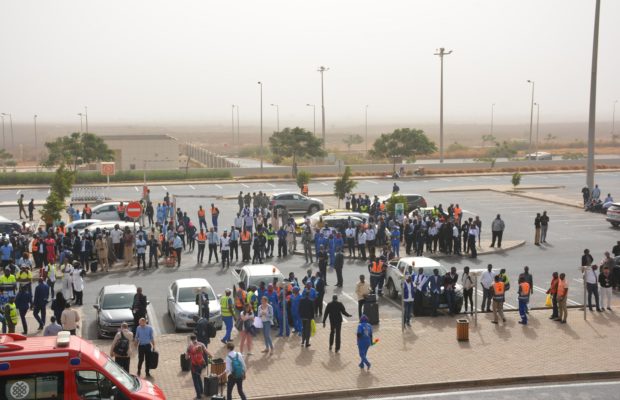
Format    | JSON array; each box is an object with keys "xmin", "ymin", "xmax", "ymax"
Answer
[
  {"xmin": 308, "ymin": 205, "xmax": 319, "ymax": 214},
  {"xmin": 611, "ymin": 222, "xmax": 619, "ymax": 228},
  {"xmin": 386, "ymin": 279, "xmax": 398, "ymax": 299}
]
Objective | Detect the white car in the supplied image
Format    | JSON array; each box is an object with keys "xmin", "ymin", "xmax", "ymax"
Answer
[
  {"xmin": 77, "ymin": 221, "xmax": 141, "ymax": 236},
  {"xmin": 606, "ymin": 203, "xmax": 620, "ymax": 227},
  {"xmin": 90, "ymin": 202, "xmax": 122, "ymax": 221},
  {"xmin": 525, "ymin": 151, "xmax": 552, "ymax": 160},
  {"xmin": 167, "ymin": 278, "xmax": 222, "ymax": 332},
  {"xmin": 231, "ymin": 264, "xmax": 285, "ymax": 291},
  {"xmin": 65, "ymin": 219, "xmax": 102, "ymax": 232}
]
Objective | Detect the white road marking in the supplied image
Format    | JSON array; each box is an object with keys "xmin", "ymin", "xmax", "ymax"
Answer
[
  {"xmin": 439, "ymin": 178, "xmax": 453, "ymax": 182},
  {"xmin": 161, "ymin": 185, "xmax": 167, "ymax": 191},
  {"xmin": 532, "ymin": 285, "xmax": 580, "ymax": 306},
  {"xmin": 134, "ymin": 186, "xmax": 139, "ymax": 192},
  {"xmin": 189, "ymin": 185, "xmax": 196, "ymax": 190},
  {"xmin": 215, "ymin": 184, "xmax": 223, "ymax": 189},
  {"xmin": 16, "ymin": 190, "xmax": 20, "ymax": 195},
  {"xmin": 47, "ymin": 189, "xmax": 51, "ymax": 194},
  {"xmin": 376, "ymin": 380, "xmax": 620, "ymax": 399},
  {"xmin": 241, "ymin": 183, "xmax": 250, "ymax": 188},
  {"xmin": 487, "ymin": 177, "xmax": 500, "ymax": 181},
  {"xmin": 267, "ymin": 183, "xmax": 276, "ymax": 188},
  {"xmin": 320, "ymin": 182, "xmax": 328, "ymax": 186},
  {"xmin": 461, "ymin": 177, "xmax": 475, "ymax": 181},
  {"xmin": 147, "ymin": 304, "xmax": 162, "ymax": 336},
  {"xmin": 364, "ymin": 180, "xmax": 378, "ymax": 185}
]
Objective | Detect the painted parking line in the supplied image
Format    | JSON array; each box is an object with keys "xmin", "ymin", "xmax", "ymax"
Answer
[
  {"xmin": 189, "ymin": 185, "xmax": 196, "ymax": 190},
  {"xmin": 161, "ymin": 185, "xmax": 168, "ymax": 191},
  {"xmin": 320, "ymin": 182, "xmax": 328, "ymax": 186},
  {"xmin": 267, "ymin": 183, "xmax": 276, "ymax": 188},
  {"xmin": 241, "ymin": 183, "xmax": 250, "ymax": 188},
  {"xmin": 16, "ymin": 190, "xmax": 20, "ymax": 195},
  {"xmin": 146, "ymin": 304, "xmax": 162, "ymax": 336},
  {"xmin": 364, "ymin": 180, "xmax": 378, "ymax": 185},
  {"xmin": 134, "ymin": 186, "xmax": 139, "ymax": 192},
  {"xmin": 439, "ymin": 178, "xmax": 453, "ymax": 182},
  {"xmin": 215, "ymin": 184, "xmax": 223, "ymax": 189},
  {"xmin": 532, "ymin": 285, "xmax": 580, "ymax": 306}
]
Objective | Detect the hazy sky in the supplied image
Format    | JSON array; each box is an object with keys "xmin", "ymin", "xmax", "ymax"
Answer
[{"xmin": 1, "ymin": 0, "xmax": 619, "ymax": 129}]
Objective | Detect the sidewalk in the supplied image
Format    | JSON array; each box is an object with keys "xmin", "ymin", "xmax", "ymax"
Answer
[{"xmin": 85, "ymin": 307, "xmax": 620, "ymax": 399}]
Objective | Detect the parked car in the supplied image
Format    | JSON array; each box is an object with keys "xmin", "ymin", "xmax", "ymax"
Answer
[
  {"xmin": 80, "ymin": 220, "xmax": 142, "ymax": 236},
  {"xmin": 94, "ymin": 284, "xmax": 146, "ymax": 338},
  {"xmin": 294, "ymin": 209, "xmax": 369, "ymax": 233},
  {"xmin": 90, "ymin": 202, "xmax": 122, "ymax": 221},
  {"xmin": 384, "ymin": 256, "xmax": 463, "ymax": 315},
  {"xmin": 606, "ymin": 203, "xmax": 620, "ymax": 227},
  {"xmin": 0, "ymin": 220, "xmax": 27, "ymax": 235},
  {"xmin": 65, "ymin": 219, "xmax": 102, "ymax": 232},
  {"xmin": 231, "ymin": 264, "xmax": 285, "ymax": 292},
  {"xmin": 525, "ymin": 151, "xmax": 552, "ymax": 160},
  {"xmin": 167, "ymin": 278, "xmax": 222, "ymax": 332},
  {"xmin": 320, "ymin": 215, "xmax": 365, "ymax": 234},
  {"xmin": 270, "ymin": 193, "xmax": 324, "ymax": 214},
  {"xmin": 379, "ymin": 193, "xmax": 427, "ymax": 213}
]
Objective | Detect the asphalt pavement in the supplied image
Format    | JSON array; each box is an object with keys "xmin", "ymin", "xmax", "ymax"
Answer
[{"xmin": 1, "ymin": 171, "xmax": 617, "ymax": 341}]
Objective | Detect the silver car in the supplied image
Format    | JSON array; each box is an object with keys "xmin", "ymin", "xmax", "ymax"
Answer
[
  {"xmin": 90, "ymin": 202, "xmax": 122, "ymax": 221},
  {"xmin": 167, "ymin": 278, "xmax": 222, "ymax": 332},
  {"xmin": 270, "ymin": 192, "xmax": 324, "ymax": 214},
  {"xmin": 94, "ymin": 284, "xmax": 147, "ymax": 338}
]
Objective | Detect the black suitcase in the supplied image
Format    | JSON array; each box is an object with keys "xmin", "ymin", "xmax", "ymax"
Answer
[
  {"xmin": 90, "ymin": 261, "xmax": 98, "ymax": 273},
  {"xmin": 363, "ymin": 302, "xmax": 379, "ymax": 325},
  {"xmin": 204, "ymin": 375, "xmax": 219, "ymax": 396},
  {"xmin": 148, "ymin": 350, "xmax": 159, "ymax": 369},
  {"xmin": 180, "ymin": 353, "xmax": 190, "ymax": 372}
]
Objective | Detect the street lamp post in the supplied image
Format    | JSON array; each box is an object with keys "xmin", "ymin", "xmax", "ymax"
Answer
[
  {"xmin": 527, "ymin": 80, "xmax": 535, "ymax": 157},
  {"xmin": 586, "ymin": 0, "xmax": 601, "ymax": 191},
  {"xmin": 491, "ymin": 103, "xmax": 495, "ymax": 136},
  {"xmin": 231, "ymin": 105, "xmax": 236, "ymax": 145},
  {"xmin": 77, "ymin": 113, "xmax": 84, "ymax": 133},
  {"xmin": 612, "ymin": 100, "xmax": 618, "ymax": 135},
  {"xmin": 434, "ymin": 48, "xmax": 452, "ymax": 163},
  {"xmin": 365, "ymin": 105, "xmax": 369, "ymax": 154},
  {"xmin": 306, "ymin": 104, "xmax": 316, "ymax": 135},
  {"xmin": 258, "ymin": 81, "xmax": 263, "ymax": 172},
  {"xmin": 317, "ymin": 66, "xmax": 329, "ymax": 149},
  {"xmin": 534, "ymin": 103, "xmax": 540, "ymax": 160},
  {"xmin": 84, "ymin": 106, "xmax": 89, "ymax": 133},
  {"xmin": 236, "ymin": 105, "xmax": 240, "ymax": 147},
  {"xmin": 1, "ymin": 113, "xmax": 14, "ymax": 149},
  {"xmin": 270, "ymin": 104, "xmax": 280, "ymax": 133},
  {"xmin": 34, "ymin": 115, "xmax": 38, "ymax": 168},
  {"xmin": 0, "ymin": 114, "xmax": 4, "ymax": 149}
]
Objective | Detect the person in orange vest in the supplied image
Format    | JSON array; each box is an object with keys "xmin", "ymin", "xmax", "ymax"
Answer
[
  {"xmin": 367, "ymin": 257, "xmax": 385, "ymax": 296},
  {"xmin": 197, "ymin": 206, "xmax": 207, "ymax": 231},
  {"xmin": 235, "ymin": 282, "xmax": 247, "ymax": 316},
  {"xmin": 302, "ymin": 183, "xmax": 308, "ymax": 196},
  {"xmin": 517, "ymin": 276, "xmax": 531, "ymax": 325},
  {"xmin": 117, "ymin": 202, "xmax": 126, "ymax": 221},
  {"xmin": 240, "ymin": 228, "xmax": 252, "ymax": 263},
  {"xmin": 490, "ymin": 275, "xmax": 506, "ymax": 324},
  {"xmin": 210, "ymin": 203, "xmax": 220, "ymax": 232},
  {"xmin": 83, "ymin": 203, "xmax": 92, "ymax": 219},
  {"xmin": 196, "ymin": 228, "xmax": 206, "ymax": 264}
]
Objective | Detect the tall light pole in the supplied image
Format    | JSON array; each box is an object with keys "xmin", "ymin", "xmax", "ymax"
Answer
[
  {"xmin": 84, "ymin": 106, "xmax": 89, "ymax": 133},
  {"xmin": 306, "ymin": 104, "xmax": 316, "ymax": 135},
  {"xmin": 77, "ymin": 113, "xmax": 84, "ymax": 133},
  {"xmin": 527, "ymin": 80, "xmax": 536, "ymax": 156},
  {"xmin": 365, "ymin": 105, "xmax": 369, "ymax": 154},
  {"xmin": 534, "ymin": 103, "xmax": 540, "ymax": 160},
  {"xmin": 317, "ymin": 66, "xmax": 329, "ymax": 149},
  {"xmin": 258, "ymin": 81, "xmax": 263, "ymax": 172},
  {"xmin": 34, "ymin": 114, "xmax": 38, "ymax": 167},
  {"xmin": 236, "ymin": 105, "xmax": 240, "ymax": 147},
  {"xmin": 1, "ymin": 113, "xmax": 14, "ymax": 149},
  {"xmin": 0, "ymin": 114, "xmax": 4, "ymax": 149},
  {"xmin": 434, "ymin": 48, "xmax": 452, "ymax": 163},
  {"xmin": 586, "ymin": 0, "xmax": 600, "ymax": 191},
  {"xmin": 270, "ymin": 104, "xmax": 280, "ymax": 133},
  {"xmin": 490, "ymin": 103, "xmax": 496, "ymax": 136},
  {"xmin": 611, "ymin": 100, "xmax": 618, "ymax": 135},
  {"xmin": 231, "ymin": 105, "xmax": 236, "ymax": 145}
]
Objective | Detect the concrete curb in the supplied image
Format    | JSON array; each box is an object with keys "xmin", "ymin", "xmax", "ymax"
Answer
[{"xmin": 249, "ymin": 371, "xmax": 620, "ymax": 400}]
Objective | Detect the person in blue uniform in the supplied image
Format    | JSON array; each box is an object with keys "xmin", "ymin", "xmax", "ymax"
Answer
[
  {"xmin": 357, "ymin": 315, "xmax": 373, "ymax": 371},
  {"xmin": 290, "ymin": 287, "xmax": 302, "ymax": 336}
]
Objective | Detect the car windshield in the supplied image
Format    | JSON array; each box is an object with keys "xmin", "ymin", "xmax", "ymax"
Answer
[
  {"xmin": 178, "ymin": 286, "xmax": 215, "ymax": 303},
  {"xmin": 249, "ymin": 274, "xmax": 284, "ymax": 288},
  {"xmin": 103, "ymin": 358, "xmax": 139, "ymax": 392},
  {"xmin": 102, "ymin": 293, "xmax": 134, "ymax": 309}
]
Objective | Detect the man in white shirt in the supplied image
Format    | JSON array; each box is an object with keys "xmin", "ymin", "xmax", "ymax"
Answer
[
  {"xmin": 220, "ymin": 230, "xmax": 231, "ymax": 269},
  {"xmin": 220, "ymin": 342, "xmax": 247, "ymax": 400},
  {"xmin": 357, "ymin": 230, "xmax": 367, "ymax": 261},
  {"xmin": 345, "ymin": 226, "xmax": 356, "ymax": 257},
  {"xmin": 412, "ymin": 267, "xmax": 427, "ymax": 316},
  {"xmin": 583, "ymin": 264, "xmax": 601, "ymax": 312},
  {"xmin": 135, "ymin": 234, "xmax": 147, "ymax": 270},
  {"xmin": 480, "ymin": 264, "xmax": 495, "ymax": 312},
  {"xmin": 402, "ymin": 274, "xmax": 415, "ymax": 327},
  {"xmin": 110, "ymin": 226, "xmax": 123, "ymax": 260},
  {"xmin": 365, "ymin": 226, "xmax": 376, "ymax": 259}
]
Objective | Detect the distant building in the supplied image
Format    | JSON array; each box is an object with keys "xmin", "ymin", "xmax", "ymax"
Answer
[{"xmin": 100, "ymin": 134, "xmax": 179, "ymax": 171}]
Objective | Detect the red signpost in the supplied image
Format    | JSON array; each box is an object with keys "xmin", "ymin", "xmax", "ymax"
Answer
[{"xmin": 125, "ymin": 201, "xmax": 142, "ymax": 220}]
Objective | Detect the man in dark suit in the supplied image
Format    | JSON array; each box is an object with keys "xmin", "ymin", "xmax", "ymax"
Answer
[
  {"xmin": 322, "ymin": 295, "xmax": 352, "ymax": 353},
  {"xmin": 299, "ymin": 291, "xmax": 314, "ymax": 348},
  {"xmin": 334, "ymin": 247, "xmax": 344, "ymax": 287},
  {"xmin": 132, "ymin": 287, "xmax": 148, "ymax": 334},
  {"xmin": 426, "ymin": 269, "xmax": 444, "ymax": 317}
]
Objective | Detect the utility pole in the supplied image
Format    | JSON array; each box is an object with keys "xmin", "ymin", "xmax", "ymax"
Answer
[
  {"xmin": 612, "ymin": 100, "xmax": 618, "ymax": 136},
  {"xmin": 0, "ymin": 114, "xmax": 5, "ymax": 149},
  {"xmin": 270, "ymin": 104, "xmax": 280, "ymax": 133},
  {"xmin": 84, "ymin": 106, "xmax": 89, "ymax": 133},
  {"xmin": 534, "ymin": 103, "xmax": 540, "ymax": 160},
  {"xmin": 365, "ymin": 105, "xmax": 369, "ymax": 154},
  {"xmin": 306, "ymin": 104, "xmax": 316, "ymax": 136},
  {"xmin": 318, "ymin": 66, "xmax": 329, "ymax": 150},
  {"xmin": 527, "ymin": 80, "xmax": 535, "ymax": 157},
  {"xmin": 78, "ymin": 113, "xmax": 84, "ymax": 133},
  {"xmin": 586, "ymin": 0, "xmax": 600, "ymax": 191},
  {"xmin": 434, "ymin": 48, "xmax": 452, "ymax": 163},
  {"xmin": 34, "ymin": 115, "xmax": 38, "ymax": 168},
  {"xmin": 236, "ymin": 105, "xmax": 240, "ymax": 148},
  {"xmin": 258, "ymin": 81, "xmax": 263, "ymax": 172},
  {"xmin": 231, "ymin": 105, "xmax": 236, "ymax": 145},
  {"xmin": 491, "ymin": 103, "xmax": 495, "ymax": 137}
]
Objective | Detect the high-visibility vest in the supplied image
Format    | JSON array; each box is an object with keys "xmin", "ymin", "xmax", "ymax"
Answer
[
  {"xmin": 518, "ymin": 282, "xmax": 530, "ymax": 301},
  {"xmin": 220, "ymin": 295, "xmax": 233, "ymax": 317},
  {"xmin": 379, "ymin": 203, "xmax": 385, "ymax": 212},
  {"xmin": 211, "ymin": 207, "xmax": 218, "ymax": 216},
  {"xmin": 557, "ymin": 279, "xmax": 567, "ymax": 297},
  {"xmin": 7, "ymin": 303, "xmax": 17, "ymax": 324},
  {"xmin": 31, "ymin": 239, "xmax": 39, "ymax": 252},
  {"xmin": 118, "ymin": 204, "xmax": 126, "ymax": 213},
  {"xmin": 235, "ymin": 289, "xmax": 246, "ymax": 309},
  {"xmin": 84, "ymin": 206, "xmax": 91, "ymax": 214},
  {"xmin": 197, "ymin": 233, "xmax": 206, "ymax": 244},
  {"xmin": 241, "ymin": 231, "xmax": 251, "ymax": 244},
  {"xmin": 0, "ymin": 275, "xmax": 16, "ymax": 284},
  {"xmin": 247, "ymin": 290, "xmax": 258, "ymax": 312},
  {"xmin": 266, "ymin": 228, "xmax": 275, "ymax": 240},
  {"xmin": 493, "ymin": 281, "xmax": 505, "ymax": 301},
  {"xmin": 198, "ymin": 209, "xmax": 206, "ymax": 218},
  {"xmin": 370, "ymin": 261, "xmax": 384, "ymax": 275}
]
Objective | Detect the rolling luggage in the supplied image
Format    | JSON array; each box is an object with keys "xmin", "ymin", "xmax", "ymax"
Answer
[
  {"xmin": 90, "ymin": 261, "xmax": 98, "ymax": 273},
  {"xmin": 204, "ymin": 374, "xmax": 219, "ymax": 396},
  {"xmin": 363, "ymin": 301, "xmax": 379, "ymax": 325},
  {"xmin": 180, "ymin": 353, "xmax": 190, "ymax": 372},
  {"xmin": 148, "ymin": 350, "xmax": 159, "ymax": 369}
]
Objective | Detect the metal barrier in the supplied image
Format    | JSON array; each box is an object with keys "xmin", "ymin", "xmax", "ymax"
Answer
[{"xmin": 70, "ymin": 186, "xmax": 106, "ymax": 203}]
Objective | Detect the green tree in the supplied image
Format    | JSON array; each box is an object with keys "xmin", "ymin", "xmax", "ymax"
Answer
[
  {"xmin": 42, "ymin": 132, "xmax": 114, "ymax": 171},
  {"xmin": 385, "ymin": 193, "xmax": 408, "ymax": 214},
  {"xmin": 41, "ymin": 164, "xmax": 76, "ymax": 227},
  {"xmin": 487, "ymin": 141, "xmax": 518, "ymax": 159},
  {"xmin": 481, "ymin": 134, "xmax": 498, "ymax": 146},
  {"xmin": 333, "ymin": 166, "xmax": 358, "ymax": 208},
  {"xmin": 343, "ymin": 134, "xmax": 363, "ymax": 152},
  {"xmin": 0, "ymin": 149, "xmax": 16, "ymax": 171},
  {"xmin": 269, "ymin": 127, "xmax": 326, "ymax": 176},
  {"xmin": 511, "ymin": 171, "xmax": 522, "ymax": 191},
  {"xmin": 296, "ymin": 170, "xmax": 311, "ymax": 190},
  {"xmin": 369, "ymin": 128, "xmax": 437, "ymax": 172}
]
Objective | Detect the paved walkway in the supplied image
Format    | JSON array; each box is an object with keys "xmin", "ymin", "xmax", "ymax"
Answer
[{"xmin": 81, "ymin": 306, "xmax": 619, "ymax": 399}]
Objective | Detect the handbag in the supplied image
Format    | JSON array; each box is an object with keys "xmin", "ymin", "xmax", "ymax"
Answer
[
  {"xmin": 545, "ymin": 293, "xmax": 552, "ymax": 308},
  {"xmin": 234, "ymin": 318, "xmax": 243, "ymax": 331},
  {"xmin": 253, "ymin": 316, "xmax": 263, "ymax": 329}
]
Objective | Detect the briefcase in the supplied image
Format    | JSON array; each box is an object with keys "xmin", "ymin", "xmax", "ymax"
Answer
[
  {"xmin": 148, "ymin": 350, "xmax": 159, "ymax": 369},
  {"xmin": 204, "ymin": 375, "xmax": 219, "ymax": 396},
  {"xmin": 180, "ymin": 353, "xmax": 190, "ymax": 372}
]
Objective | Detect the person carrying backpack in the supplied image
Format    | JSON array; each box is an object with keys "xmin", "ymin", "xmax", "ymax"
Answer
[
  {"xmin": 110, "ymin": 322, "xmax": 134, "ymax": 373},
  {"xmin": 186, "ymin": 334, "xmax": 213, "ymax": 400},
  {"xmin": 220, "ymin": 342, "xmax": 247, "ymax": 400}
]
